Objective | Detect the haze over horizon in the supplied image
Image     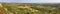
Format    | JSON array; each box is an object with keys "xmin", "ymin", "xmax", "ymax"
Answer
[{"xmin": 0, "ymin": 0, "xmax": 60, "ymax": 3}]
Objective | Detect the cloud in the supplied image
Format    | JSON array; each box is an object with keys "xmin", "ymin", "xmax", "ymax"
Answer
[
  {"xmin": 25, "ymin": 0, "xmax": 40, "ymax": 3},
  {"xmin": 0, "ymin": 0, "xmax": 60, "ymax": 3},
  {"xmin": 25, "ymin": 0, "xmax": 60, "ymax": 3},
  {"xmin": 40, "ymin": 0, "xmax": 60, "ymax": 3}
]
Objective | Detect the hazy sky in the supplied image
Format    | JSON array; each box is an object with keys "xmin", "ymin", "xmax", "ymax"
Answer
[{"xmin": 0, "ymin": 0, "xmax": 60, "ymax": 3}]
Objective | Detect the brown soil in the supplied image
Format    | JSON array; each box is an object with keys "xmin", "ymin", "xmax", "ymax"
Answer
[{"xmin": 0, "ymin": 7, "xmax": 4, "ymax": 14}]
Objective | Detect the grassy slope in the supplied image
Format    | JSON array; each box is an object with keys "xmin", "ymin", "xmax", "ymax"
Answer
[{"xmin": 2, "ymin": 3, "xmax": 60, "ymax": 14}]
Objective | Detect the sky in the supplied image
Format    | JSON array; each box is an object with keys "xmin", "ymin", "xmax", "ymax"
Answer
[{"xmin": 0, "ymin": 0, "xmax": 60, "ymax": 3}]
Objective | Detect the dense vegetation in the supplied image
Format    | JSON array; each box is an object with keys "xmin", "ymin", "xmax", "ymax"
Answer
[{"xmin": 1, "ymin": 3, "xmax": 60, "ymax": 14}]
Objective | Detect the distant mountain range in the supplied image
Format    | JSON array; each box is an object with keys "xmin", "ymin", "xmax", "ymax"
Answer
[{"xmin": 1, "ymin": 2, "xmax": 60, "ymax": 7}]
